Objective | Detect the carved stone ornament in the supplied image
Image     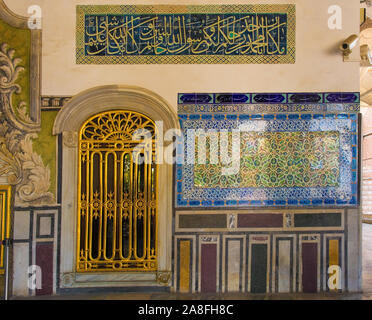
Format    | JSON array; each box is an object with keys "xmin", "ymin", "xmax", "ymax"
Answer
[
  {"xmin": 228, "ymin": 214, "xmax": 236, "ymax": 229},
  {"xmin": 0, "ymin": 43, "xmax": 54, "ymax": 205},
  {"xmin": 156, "ymin": 271, "xmax": 171, "ymax": 286},
  {"xmin": 60, "ymin": 273, "xmax": 76, "ymax": 287},
  {"xmin": 284, "ymin": 213, "xmax": 293, "ymax": 228},
  {"xmin": 200, "ymin": 236, "xmax": 218, "ymax": 243},
  {"xmin": 63, "ymin": 131, "xmax": 78, "ymax": 148}
]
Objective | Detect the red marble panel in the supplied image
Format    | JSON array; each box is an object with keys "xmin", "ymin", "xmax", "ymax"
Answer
[
  {"xmin": 302, "ymin": 242, "xmax": 318, "ymax": 293},
  {"xmin": 36, "ymin": 243, "xmax": 53, "ymax": 296},
  {"xmin": 200, "ymin": 243, "xmax": 217, "ymax": 293}
]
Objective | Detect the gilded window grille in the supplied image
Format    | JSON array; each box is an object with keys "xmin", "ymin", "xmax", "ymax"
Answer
[
  {"xmin": 0, "ymin": 186, "xmax": 11, "ymax": 275},
  {"xmin": 77, "ymin": 111, "xmax": 158, "ymax": 272}
]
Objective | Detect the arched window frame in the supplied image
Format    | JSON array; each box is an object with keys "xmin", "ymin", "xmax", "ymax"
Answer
[{"xmin": 53, "ymin": 85, "xmax": 178, "ymax": 288}]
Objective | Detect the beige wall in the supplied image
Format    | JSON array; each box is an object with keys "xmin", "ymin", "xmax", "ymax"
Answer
[
  {"xmin": 362, "ymin": 106, "xmax": 372, "ymax": 216},
  {"xmin": 362, "ymin": 107, "xmax": 372, "ymax": 176},
  {"xmin": 5, "ymin": 0, "xmax": 360, "ymax": 112}
]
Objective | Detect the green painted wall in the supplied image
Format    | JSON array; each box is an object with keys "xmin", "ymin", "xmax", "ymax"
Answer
[
  {"xmin": 0, "ymin": 18, "xmax": 31, "ymax": 117},
  {"xmin": 32, "ymin": 111, "xmax": 58, "ymax": 198}
]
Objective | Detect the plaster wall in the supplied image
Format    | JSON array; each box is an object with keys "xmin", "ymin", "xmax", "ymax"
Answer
[
  {"xmin": 2, "ymin": 0, "xmax": 362, "ymax": 295},
  {"xmin": 5, "ymin": 0, "xmax": 360, "ymax": 109}
]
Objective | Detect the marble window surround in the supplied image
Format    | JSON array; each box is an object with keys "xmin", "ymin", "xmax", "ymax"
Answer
[{"xmin": 53, "ymin": 85, "xmax": 178, "ymax": 288}]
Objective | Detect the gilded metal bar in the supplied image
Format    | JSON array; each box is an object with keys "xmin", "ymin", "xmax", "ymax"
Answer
[
  {"xmin": 128, "ymin": 151, "xmax": 133, "ymax": 260},
  {"xmin": 98, "ymin": 151, "xmax": 103, "ymax": 261},
  {"xmin": 88, "ymin": 151, "xmax": 95, "ymax": 262},
  {"xmin": 147, "ymin": 152, "xmax": 151, "ymax": 261},
  {"xmin": 118, "ymin": 151, "xmax": 123, "ymax": 260},
  {"xmin": 0, "ymin": 193, "xmax": 4, "ymax": 270},
  {"xmin": 76, "ymin": 145, "xmax": 83, "ymax": 269},
  {"xmin": 103, "ymin": 152, "xmax": 109, "ymax": 260},
  {"xmin": 154, "ymin": 153, "xmax": 159, "ymax": 261},
  {"xmin": 120, "ymin": 151, "xmax": 133, "ymax": 260},
  {"xmin": 140, "ymin": 152, "xmax": 148, "ymax": 260},
  {"xmin": 112, "ymin": 151, "xmax": 118, "ymax": 260},
  {"xmin": 133, "ymin": 152, "xmax": 139, "ymax": 260},
  {"xmin": 89, "ymin": 152, "xmax": 102, "ymax": 261},
  {"xmin": 84, "ymin": 149, "xmax": 90, "ymax": 264},
  {"xmin": 0, "ymin": 187, "xmax": 11, "ymax": 274},
  {"xmin": 102, "ymin": 151, "xmax": 107, "ymax": 260}
]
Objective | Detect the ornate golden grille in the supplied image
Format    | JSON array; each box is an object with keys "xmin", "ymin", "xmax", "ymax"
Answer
[{"xmin": 77, "ymin": 111, "xmax": 157, "ymax": 272}]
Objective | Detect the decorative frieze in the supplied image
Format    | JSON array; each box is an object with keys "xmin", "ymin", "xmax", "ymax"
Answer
[
  {"xmin": 156, "ymin": 271, "xmax": 171, "ymax": 286},
  {"xmin": 62, "ymin": 131, "xmax": 78, "ymax": 148},
  {"xmin": 41, "ymin": 96, "xmax": 72, "ymax": 110}
]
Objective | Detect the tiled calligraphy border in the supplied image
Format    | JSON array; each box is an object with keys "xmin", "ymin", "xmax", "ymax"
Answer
[
  {"xmin": 76, "ymin": 4, "xmax": 295, "ymax": 64},
  {"xmin": 177, "ymin": 92, "xmax": 360, "ymax": 113}
]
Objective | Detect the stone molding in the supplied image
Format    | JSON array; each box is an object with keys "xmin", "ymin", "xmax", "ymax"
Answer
[
  {"xmin": 53, "ymin": 85, "xmax": 179, "ymax": 135},
  {"xmin": 55, "ymin": 86, "xmax": 177, "ymax": 287},
  {"xmin": 62, "ymin": 131, "xmax": 78, "ymax": 148}
]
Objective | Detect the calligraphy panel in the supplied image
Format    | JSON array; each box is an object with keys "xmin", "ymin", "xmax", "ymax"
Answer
[{"xmin": 76, "ymin": 5, "xmax": 296, "ymax": 64}]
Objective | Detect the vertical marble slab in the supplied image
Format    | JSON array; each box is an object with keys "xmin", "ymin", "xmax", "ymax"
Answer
[
  {"xmin": 278, "ymin": 240, "xmax": 291, "ymax": 293},
  {"xmin": 12, "ymin": 243, "xmax": 30, "ymax": 296},
  {"xmin": 200, "ymin": 243, "xmax": 217, "ymax": 293},
  {"xmin": 13, "ymin": 211, "xmax": 30, "ymax": 240},
  {"xmin": 272, "ymin": 235, "xmax": 296, "ymax": 293},
  {"xmin": 328, "ymin": 239, "xmax": 339, "ymax": 292},
  {"xmin": 329, "ymin": 239, "xmax": 339, "ymax": 267},
  {"xmin": 35, "ymin": 243, "xmax": 54, "ymax": 296},
  {"xmin": 32, "ymin": 210, "xmax": 58, "ymax": 295},
  {"xmin": 179, "ymin": 240, "xmax": 191, "ymax": 293},
  {"xmin": 175, "ymin": 235, "xmax": 196, "ymax": 293},
  {"xmin": 302, "ymin": 243, "xmax": 318, "ymax": 293},
  {"xmin": 347, "ymin": 209, "xmax": 361, "ymax": 292},
  {"xmin": 227, "ymin": 240, "xmax": 240, "ymax": 292},
  {"xmin": 250, "ymin": 244, "xmax": 268, "ymax": 293},
  {"xmin": 323, "ymin": 234, "xmax": 345, "ymax": 292}
]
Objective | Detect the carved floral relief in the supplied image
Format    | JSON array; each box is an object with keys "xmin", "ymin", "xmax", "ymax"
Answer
[{"xmin": 0, "ymin": 43, "xmax": 54, "ymax": 205}]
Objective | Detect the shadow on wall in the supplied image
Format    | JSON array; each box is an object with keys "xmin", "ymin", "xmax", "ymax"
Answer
[{"xmin": 0, "ymin": 276, "xmax": 4, "ymax": 299}]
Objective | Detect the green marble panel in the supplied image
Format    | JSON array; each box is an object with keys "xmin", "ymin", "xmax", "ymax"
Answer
[
  {"xmin": 294, "ymin": 213, "xmax": 342, "ymax": 227},
  {"xmin": 179, "ymin": 214, "xmax": 226, "ymax": 228},
  {"xmin": 32, "ymin": 111, "xmax": 58, "ymax": 198}
]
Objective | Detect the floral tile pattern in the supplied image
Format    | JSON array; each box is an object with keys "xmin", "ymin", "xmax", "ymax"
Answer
[
  {"xmin": 176, "ymin": 93, "xmax": 359, "ymax": 208},
  {"xmin": 194, "ymin": 131, "xmax": 340, "ymax": 189}
]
